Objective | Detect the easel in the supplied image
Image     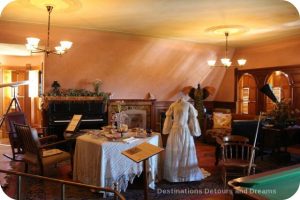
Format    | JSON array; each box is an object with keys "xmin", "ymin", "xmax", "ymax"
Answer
[
  {"xmin": 0, "ymin": 80, "xmax": 29, "ymax": 128},
  {"xmin": 122, "ymin": 142, "xmax": 164, "ymax": 200},
  {"xmin": 0, "ymin": 87, "xmax": 22, "ymax": 128}
]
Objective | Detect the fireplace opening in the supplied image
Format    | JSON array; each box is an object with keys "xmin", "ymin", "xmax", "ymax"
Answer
[{"xmin": 124, "ymin": 109, "xmax": 147, "ymax": 129}]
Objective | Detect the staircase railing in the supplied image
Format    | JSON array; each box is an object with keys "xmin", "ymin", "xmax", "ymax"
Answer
[{"xmin": 0, "ymin": 169, "xmax": 125, "ymax": 200}]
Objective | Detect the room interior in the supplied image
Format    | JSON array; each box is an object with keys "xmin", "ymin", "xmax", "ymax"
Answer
[{"xmin": 1, "ymin": 0, "xmax": 300, "ymax": 199}]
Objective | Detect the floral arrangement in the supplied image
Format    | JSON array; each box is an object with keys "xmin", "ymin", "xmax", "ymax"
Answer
[
  {"xmin": 111, "ymin": 101, "xmax": 128, "ymax": 130},
  {"xmin": 92, "ymin": 79, "xmax": 103, "ymax": 95},
  {"xmin": 46, "ymin": 80, "xmax": 109, "ymax": 101},
  {"xmin": 267, "ymin": 98, "xmax": 300, "ymax": 128}
]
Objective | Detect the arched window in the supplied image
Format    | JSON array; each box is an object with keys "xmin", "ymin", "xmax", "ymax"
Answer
[
  {"xmin": 237, "ymin": 73, "xmax": 257, "ymax": 115},
  {"xmin": 265, "ymin": 71, "xmax": 291, "ymax": 112}
]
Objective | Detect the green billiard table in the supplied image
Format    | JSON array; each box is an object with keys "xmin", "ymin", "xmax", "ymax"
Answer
[{"xmin": 228, "ymin": 164, "xmax": 300, "ymax": 200}]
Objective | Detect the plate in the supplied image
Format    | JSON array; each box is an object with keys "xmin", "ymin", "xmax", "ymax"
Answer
[{"xmin": 264, "ymin": 124, "xmax": 274, "ymax": 128}]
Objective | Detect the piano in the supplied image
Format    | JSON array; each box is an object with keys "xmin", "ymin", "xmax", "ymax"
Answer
[{"xmin": 43, "ymin": 97, "xmax": 108, "ymax": 140}]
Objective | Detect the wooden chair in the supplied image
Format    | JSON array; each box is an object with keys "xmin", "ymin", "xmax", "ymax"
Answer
[
  {"xmin": 218, "ymin": 135, "xmax": 257, "ymax": 187},
  {"xmin": 14, "ymin": 123, "xmax": 72, "ymax": 176},
  {"xmin": 3, "ymin": 112, "xmax": 47, "ymax": 161},
  {"xmin": 4, "ymin": 112, "xmax": 28, "ymax": 161}
]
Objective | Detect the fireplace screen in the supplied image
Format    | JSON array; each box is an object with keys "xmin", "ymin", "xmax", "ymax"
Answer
[{"xmin": 124, "ymin": 109, "xmax": 147, "ymax": 129}]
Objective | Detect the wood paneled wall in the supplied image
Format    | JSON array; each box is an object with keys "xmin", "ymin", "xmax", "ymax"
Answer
[{"xmin": 236, "ymin": 65, "xmax": 300, "ymax": 114}]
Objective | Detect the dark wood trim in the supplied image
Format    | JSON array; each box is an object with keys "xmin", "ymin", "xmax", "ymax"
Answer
[
  {"xmin": 234, "ymin": 68, "xmax": 238, "ymax": 102},
  {"xmin": 212, "ymin": 101, "xmax": 236, "ymax": 113},
  {"xmin": 236, "ymin": 65, "xmax": 300, "ymax": 114},
  {"xmin": 153, "ymin": 101, "xmax": 173, "ymax": 132}
]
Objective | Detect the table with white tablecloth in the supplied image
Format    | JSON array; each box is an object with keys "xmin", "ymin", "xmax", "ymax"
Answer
[{"xmin": 73, "ymin": 132, "xmax": 162, "ymax": 192}]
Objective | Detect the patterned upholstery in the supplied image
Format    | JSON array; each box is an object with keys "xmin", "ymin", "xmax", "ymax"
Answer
[
  {"xmin": 204, "ymin": 111, "xmax": 257, "ymax": 144},
  {"xmin": 205, "ymin": 128, "xmax": 232, "ymax": 144}
]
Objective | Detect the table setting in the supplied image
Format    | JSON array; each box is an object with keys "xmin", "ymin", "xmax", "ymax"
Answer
[{"xmin": 72, "ymin": 126, "xmax": 162, "ymax": 192}]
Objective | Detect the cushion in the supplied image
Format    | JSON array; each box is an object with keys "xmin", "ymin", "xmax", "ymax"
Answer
[
  {"xmin": 205, "ymin": 128, "xmax": 231, "ymax": 144},
  {"xmin": 213, "ymin": 112, "xmax": 232, "ymax": 129}
]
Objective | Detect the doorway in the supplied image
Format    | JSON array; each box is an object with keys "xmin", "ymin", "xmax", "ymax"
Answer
[{"xmin": 1, "ymin": 66, "xmax": 42, "ymax": 137}]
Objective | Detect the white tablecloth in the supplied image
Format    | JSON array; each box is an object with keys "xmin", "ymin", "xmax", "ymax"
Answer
[{"xmin": 73, "ymin": 132, "xmax": 162, "ymax": 192}]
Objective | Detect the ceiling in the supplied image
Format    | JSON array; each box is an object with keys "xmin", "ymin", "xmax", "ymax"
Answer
[{"xmin": 1, "ymin": 0, "xmax": 300, "ymax": 47}]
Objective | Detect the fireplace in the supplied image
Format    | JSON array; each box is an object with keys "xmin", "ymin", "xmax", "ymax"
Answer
[
  {"xmin": 124, "ymin": 109, "xmax": 147, "ymax": 129},
  {"xmin": 108, "ymin": 99, "xmax": 155, "ymax": 130}
]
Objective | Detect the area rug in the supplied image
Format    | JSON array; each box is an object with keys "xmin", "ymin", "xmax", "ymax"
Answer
[
  {"xmin": 2, "ymin": 140, "xmax": 299, "ymax": 199},
  {"xmin": 0, "ymin": 144, "xmax": 13, "ymax": 186},
  {"xmin": 1, "ymin": 141, "xmax": 230, "ymax": 200},
  {"xmin": 20, "ymin": 168, "xmax": 226, "ymax": 200}
]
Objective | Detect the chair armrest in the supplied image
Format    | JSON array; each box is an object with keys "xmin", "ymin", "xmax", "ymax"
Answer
[
  {"xmin": 39, "ymin": 135, "xmax": 57, "ymax": 144},
  {"xmin": 215, "ymin": 136, "xmax": 224, "ymax": 145},
  {"xmin": 40, "ymin": 139, "xmax": 71, "ymax": 149},
  {"xmin": 33, "ymin": 126, "xmax": 48, "ymax": 136}
]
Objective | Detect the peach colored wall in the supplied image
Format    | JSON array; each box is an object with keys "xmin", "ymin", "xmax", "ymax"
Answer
[
  {"xmin": 44, "ymin": 28, "xmax": 229, "ymax": 101},
  {"xmin": 2, "ymin": 21, "xmax": 232, "ymax": 101},
  {"xmin": 234, "ymin": 36, "xmax": 300, "ymax": 69},
  {"xmin": 6, "ymin": 21, "xmax": 288, "ymax": 101},
  {"xmin": 215, "ymin": 36, "xmax": 300, "ymax": 102}
]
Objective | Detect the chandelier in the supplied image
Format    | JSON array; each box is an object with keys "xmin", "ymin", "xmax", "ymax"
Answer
[
  {"xmin": 207, "ymin": 32, "xmax": 246, "ymax": 68},
  {"xmin": 0, "ymin": 0, "xmax": 14, "ymax": 16},
  {"xmin": 26, "ymin": 5, "xmax": 72, "ymax": 56}
]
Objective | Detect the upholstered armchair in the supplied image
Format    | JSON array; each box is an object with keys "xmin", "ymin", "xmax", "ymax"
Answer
[
  {"xmin": 204, "ymin": 109, "xmax": 257, "ymax": 145},
  {"xmin": 204, "ymin": 109, "xmax": 232, "ymax": 144}
]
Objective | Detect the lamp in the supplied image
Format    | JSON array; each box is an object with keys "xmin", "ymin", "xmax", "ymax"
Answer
[
  {"xmin": 25, "ymin": 5, "xmax": 72, "ymax": 56},
  {"xmin": 207, "ymin": 32, "xmax": 246, "ymax": 68},
  {"xmin": 284, "ymin": 0, "xmax": 300, "ymax": 16},
  {"xmin": 0, "ymin": 0, "xmax": 14, "ymax": 16}
]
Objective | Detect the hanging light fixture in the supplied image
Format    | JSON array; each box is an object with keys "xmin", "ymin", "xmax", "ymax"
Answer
[
  {"xmin": 26, "ymin": 5, "xmax": 72, "ymax": 56},
  {"xmin": 207, "ymin": 32, "xmax": 246, "ymax": 68},
  {"xmin": 0, "ymin": 0, "xmax": 14, "ymax": 16}
]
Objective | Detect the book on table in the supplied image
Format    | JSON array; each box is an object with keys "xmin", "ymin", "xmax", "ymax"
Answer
[{"xmin": 122, "ymin": 142, "xmax": 164, "ymax": 163}]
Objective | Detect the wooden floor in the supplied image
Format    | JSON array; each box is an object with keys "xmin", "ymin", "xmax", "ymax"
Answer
[{"xmin": 0, "ymin": 136, "xmax": 235, "ymax": 199}]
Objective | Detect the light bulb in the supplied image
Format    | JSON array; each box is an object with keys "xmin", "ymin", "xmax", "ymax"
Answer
[
  {"xmin": 207, "ymin": 60, "xmax": 216, "ymax": 66},
  {"xmin": 238, "ymin": 59, "xmax": 247, "ymax": 66},
  {"xmin": 60, "ymin": 41, "xmax": 72, "ymax": 49}
]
